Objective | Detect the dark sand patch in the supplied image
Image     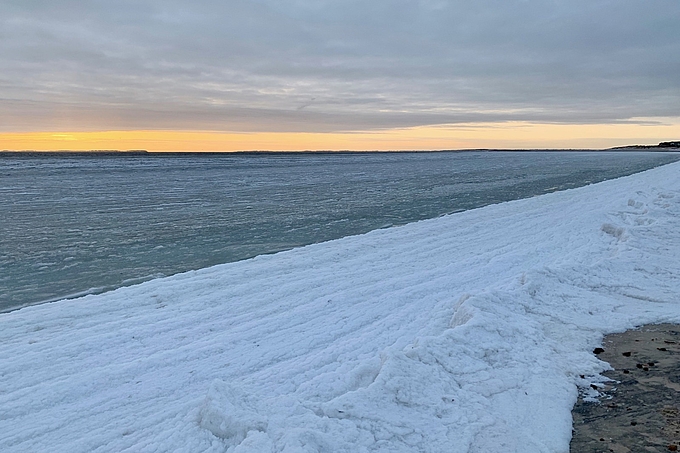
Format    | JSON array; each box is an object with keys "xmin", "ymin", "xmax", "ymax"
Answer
[{"xmin": 571, "ymin": 324, "xmax": 680, "ymax": 452}]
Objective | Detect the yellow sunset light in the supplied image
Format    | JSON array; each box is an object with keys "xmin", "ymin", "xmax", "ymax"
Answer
[{"xmin": 2, "ymin": 120, "xmax": 679, "ymax": 152}]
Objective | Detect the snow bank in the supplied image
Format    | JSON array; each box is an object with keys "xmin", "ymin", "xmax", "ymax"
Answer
[{"xmin": 2, "ymin": 161, "xmax": 680, "ymax": 452}]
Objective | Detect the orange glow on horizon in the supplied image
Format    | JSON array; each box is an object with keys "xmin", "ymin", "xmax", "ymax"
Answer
[{"xmin": 1, "ymin": 121, "xmax": 679, "ymax": 152}]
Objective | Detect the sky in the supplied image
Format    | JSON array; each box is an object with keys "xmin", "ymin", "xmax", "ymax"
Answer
[{"xmin": 1, "ymin": 0, "xmax": 679, "ymax": 151}]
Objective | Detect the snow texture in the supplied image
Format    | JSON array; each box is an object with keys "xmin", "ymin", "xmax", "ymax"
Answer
[{"xmin": 2, "ymin": 161, "xmax": 680, "ymax": 452}]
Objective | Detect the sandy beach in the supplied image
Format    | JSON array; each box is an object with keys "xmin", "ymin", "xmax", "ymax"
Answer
[{"xmin": 572, "ymin": 324, "xmax": 680, "ymax": 452}]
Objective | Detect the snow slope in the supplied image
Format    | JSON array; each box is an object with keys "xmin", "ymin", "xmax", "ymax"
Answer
[{"xmin": 2, "ymin": 161, "xmax": 680, "ymax": 453}]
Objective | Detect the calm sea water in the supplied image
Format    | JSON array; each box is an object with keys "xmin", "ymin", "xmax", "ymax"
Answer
[{"xmin": 1, "ymin": 151, "xmax": 678, "ymax": 312}]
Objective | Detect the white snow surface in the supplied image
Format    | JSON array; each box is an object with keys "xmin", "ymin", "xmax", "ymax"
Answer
[{"xmin": 2, "ymin": 162, "xmax": 680, "ymax": 453}]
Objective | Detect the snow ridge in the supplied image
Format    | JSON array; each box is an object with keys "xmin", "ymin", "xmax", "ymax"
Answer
[{"xmin": 1, "ymin": 162, "xmax": 680, "ymax": 452}]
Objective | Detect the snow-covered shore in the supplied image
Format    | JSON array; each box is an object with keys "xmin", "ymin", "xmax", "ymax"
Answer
[{"xmin": 2, "ymin": 161, "xmax": 680, "ymax": 453}]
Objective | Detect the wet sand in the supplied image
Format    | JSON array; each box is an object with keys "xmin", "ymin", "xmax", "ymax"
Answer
[{"xmin": 571, "ymin": 324, "xmax": 680, "ymax": 452}]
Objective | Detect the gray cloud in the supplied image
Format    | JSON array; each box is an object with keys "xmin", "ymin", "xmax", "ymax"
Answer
[{"xmin": 1, "ymin": 0, "xmax": 679, "ymax": 132}]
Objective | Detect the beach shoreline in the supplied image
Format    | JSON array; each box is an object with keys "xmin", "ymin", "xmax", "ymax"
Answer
[
  {"xmin": 2, "ymin": 161, "xmax": 679, "ymax": 452},
  {"xmin": 572, "ymin": 324, "xmax": 680, "ymax": 452}
]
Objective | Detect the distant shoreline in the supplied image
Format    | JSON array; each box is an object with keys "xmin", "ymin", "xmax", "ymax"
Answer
[
  {"xmin": 1, "ymin": 142, "xmax": 679, "ymax": 156},
  {"xmin": 609, "ymin": 141, "xmax": 680, "ymax": 150}
]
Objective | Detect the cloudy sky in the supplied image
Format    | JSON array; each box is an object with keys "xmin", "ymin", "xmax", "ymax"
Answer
[{"xmin": 1, "ymin": 0, "xmax": 679, "ymax": 150}]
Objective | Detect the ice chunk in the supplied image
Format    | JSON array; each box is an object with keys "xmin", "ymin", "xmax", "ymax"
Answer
[{"xmin": 198, "ymin": 380, "xmax": 267, "ymax": 444}]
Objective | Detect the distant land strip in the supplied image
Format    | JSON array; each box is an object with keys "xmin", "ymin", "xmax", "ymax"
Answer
[
  {"xmin": 610, "ymin": 141, "xmax": 680, "ymax": 150},
  {"xmin": 1, "ymin": 142, "xmax": 679, "ymax": 154}
]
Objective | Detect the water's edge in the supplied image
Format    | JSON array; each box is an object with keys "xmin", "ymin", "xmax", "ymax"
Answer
[{"xmin": 2, "ymin": 151, "xmax": 678, "ymax": 311}]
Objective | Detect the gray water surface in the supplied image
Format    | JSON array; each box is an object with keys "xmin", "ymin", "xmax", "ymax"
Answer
[{"xmin": 1, "ymin": 151, "xmax": 678, "ymax": 311}]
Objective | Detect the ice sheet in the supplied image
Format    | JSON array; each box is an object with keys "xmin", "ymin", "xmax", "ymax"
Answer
[{"xmin": 2, "ymin": 161, "xmax": 680, "ymax": 452}]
